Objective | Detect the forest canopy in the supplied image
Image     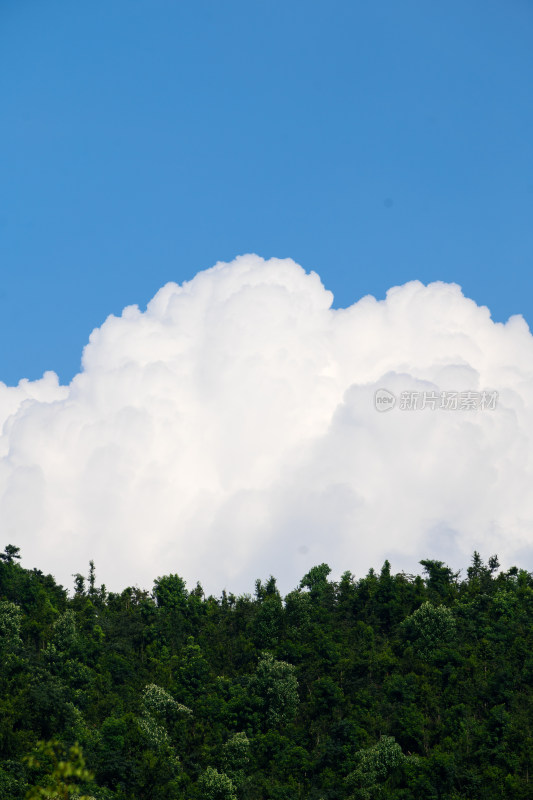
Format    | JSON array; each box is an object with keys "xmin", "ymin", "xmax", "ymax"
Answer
[{"xmin": 1, "ymin": 546, "xmax": 532, "ymax": 799}]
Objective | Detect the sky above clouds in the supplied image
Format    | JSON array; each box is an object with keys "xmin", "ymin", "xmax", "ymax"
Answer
[{"xmin": 1, "ymin": 1, "xmax": 532, "ymax": 592}]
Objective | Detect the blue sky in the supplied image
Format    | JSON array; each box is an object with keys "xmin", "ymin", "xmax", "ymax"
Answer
[{"xmin": 1, "ymin": 0, "xmax": 532, "ymax": 386}]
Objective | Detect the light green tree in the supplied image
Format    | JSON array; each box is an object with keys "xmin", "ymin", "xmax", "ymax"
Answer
[
  {"xmin": 402, "ymin": 601, "xmax": 456, "ymax": 659},
  {"xmin": 220, "ymin": 732, "xmax": 250, "ymax": 787},
  {"xmin": 0, "ymin": 600, "xmax": 22, "ymax": 652},
  {"xmin": 252, "ymin": 652, "xmax": 299, "ymax": 727},
  {"xmin": 137, "ymin": 683, "xmax": 191, "ymax": 752},
  {"xmin": 197, "ymin": 766, "xmax": 237, "ymax": 800},
  {"xmin": 0, "ymin": 600, "xmax": 24, "ymax": 676},
  {"xmin": 24, "ymin": 740, "xmax": 95, "ymax": 800},
  {"xmin": 346, "ymin": 735, "xmax": 411, "ymax": 800}
]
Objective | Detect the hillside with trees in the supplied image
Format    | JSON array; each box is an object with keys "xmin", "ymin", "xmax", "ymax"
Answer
[{"xmin": 1, "ymin": 545, "xmax": 532, "ymax": 799}]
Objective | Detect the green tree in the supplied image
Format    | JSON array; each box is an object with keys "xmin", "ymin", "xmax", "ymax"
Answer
[
  {"xmin": 220, "ymin": 732, "xmax": 250, "ymax": 787},
  {"xmin": 402, "ymin": 601, "xmax": 456, "ymax": 659},
  {"xmin": 420, "ymin": 559, "xmax": 460, "ymax": 603},
  {"xmin": 0, "ymin": 600, "xmax": 23, "ymax": 657},
  {"xmin": 153, "ymin": 574, "xmax": 188, "ymax": 613},
  {"xmin": 138, "ymin": 682, "xmax": 191, "ymax": 750},
  {"xmin": 197, "ymin": 766, "xmax": 237, "ymax": 800},
  {"xmin": 0, "ymin": 545, "xmax": 21, "ymax": 564},
  {"xmin": 299, "ymin": 564, "xmax": 331, "ymax": 595},
  {"xmin": 252, "ymin": 652, "xmax": 299, "ymax": 728},
  {"xmin": 346, "ymin": 735, "xmax": 410, "ymax": 800},
  {"xmin": 24, "ymin": 739, "xmax": 95, "ymax": 800}
]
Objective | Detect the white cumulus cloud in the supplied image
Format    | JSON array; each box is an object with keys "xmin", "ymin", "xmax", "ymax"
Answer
[{"xmin": 1, "ymin": 254, "xmax": 532, "ymax": 594}]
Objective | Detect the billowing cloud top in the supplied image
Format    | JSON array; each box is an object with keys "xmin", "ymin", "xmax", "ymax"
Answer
[{"xmin": 1, "ymin": 255, "xmax": 532, "ymax": 594}]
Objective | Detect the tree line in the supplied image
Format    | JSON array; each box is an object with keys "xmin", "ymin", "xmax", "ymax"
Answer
[{"xmin": 1, "ymin": 545, "xmax": 532, "ymax": 799}]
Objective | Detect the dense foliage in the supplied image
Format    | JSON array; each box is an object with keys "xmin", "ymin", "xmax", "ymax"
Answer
[{"xmin": 1, "ymin": 545, "xmax": 533, "ymax": 799}]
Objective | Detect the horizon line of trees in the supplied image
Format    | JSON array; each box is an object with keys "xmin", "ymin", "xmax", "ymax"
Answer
[{"xmin": 1, "ymin": 544, "xmax": 532, "ymax": 799}]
